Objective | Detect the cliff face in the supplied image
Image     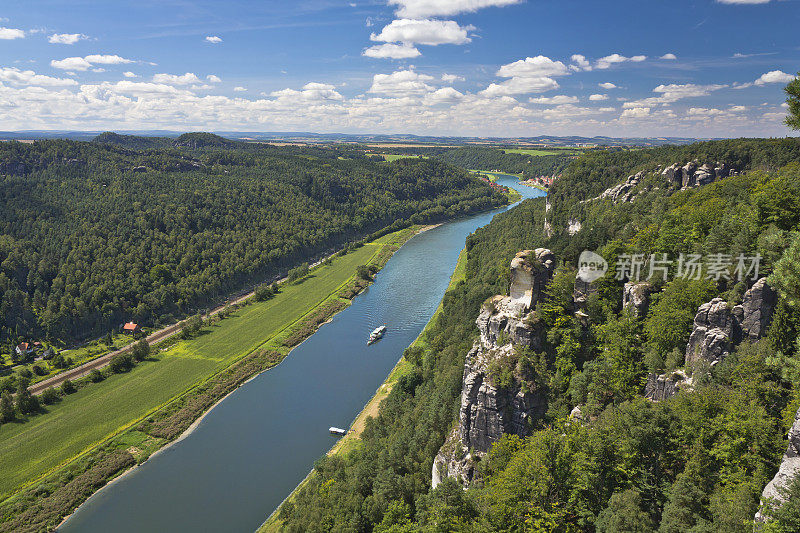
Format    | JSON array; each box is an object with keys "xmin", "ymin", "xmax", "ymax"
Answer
[
  {"xmin": 756, "ymin": 408, "xmax": 800, "ymax": 524},
  {"xmin": 432, "ymin": 249, "xmax": 553, "ymax": 488}
]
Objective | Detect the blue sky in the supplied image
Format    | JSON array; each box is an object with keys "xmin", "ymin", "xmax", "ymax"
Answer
[{"xmin": 0, "ymin": 0, "xmax": 797, "ymax": 137}]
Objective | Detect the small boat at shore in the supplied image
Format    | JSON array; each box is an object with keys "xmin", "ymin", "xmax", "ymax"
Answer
[
  {"xmin": 367, "ymin": 325, "xmax": 387, "ymax": 345},
  {"xmin": 329, "ymin": 427, "xmax": 347, "ymax": 436}
]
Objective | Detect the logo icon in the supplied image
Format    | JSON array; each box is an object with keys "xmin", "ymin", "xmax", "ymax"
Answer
[{"xmin": 577, "ymin": 250, "xmax": 608, "ymax": 283}]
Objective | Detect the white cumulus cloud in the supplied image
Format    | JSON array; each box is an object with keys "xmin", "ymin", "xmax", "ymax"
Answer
[
  {"xmin": 754, "ymin": 70, "xmax": 795, "ymax": 85},
  {"xmin": 123, "ymin": 71, "xmax": 137, "ymax": 78},
  {"xmin": 363, "ymin": 43, "xmax": 421, "ymax": 59},
  {"xmin": 368, "ymin": 69, "xmax": 435, "ymax": 96},
  {"xmin": 152, "ymin": 72, "xmax": 202, "ymax": 85},
  {"xmin": 388, "ymin": 0, "xmax": 522, "ymax": 18},
  {"xmin": 599, "ymin": 82, "xmax": 617, "ymax": 89},
  {"xmin": 589, "ymin": 93, "xmax": 608, "ymax": 101},
  {"xmin": 205, "ymin": 36, "xmax": 222, "ymax": 43},
  {"xmin": 207, "ymin": 74, "xmax": 221, "ymax": 83},
  {"xmin": 370, "ymin": 19, "xmax": 473, "ymax": 46},
  {"xmin": 441, "ymin": 73, "xmax": 464, "ymax": 82},
  {"xmin": 0, "ymin": 27, "xmax": 25, "ymax": 40},
  {"xmin": 529, "ymin": 95, "xmax": 578, "ymax": 104},
  {"xmin": 621, "ymin": 107, "xmax": 650, "ymax": 118},
  {"xmin": 0, "ymin": 67, "xmax": 78, "ymax": 87},
  {"xmin": 51, "ymin": 54, "xmax": 134, "ymax": 71},
  {"xmin": 660, "ymin": 53, "xmax": 677, "ymax": 60},
  {"xmin": 48, "ymin": 33, "xmax": 88, "ymax": 45},
  {"xmin": 596, "ymin": 53, "xmax": 647, "ymax": 69}
]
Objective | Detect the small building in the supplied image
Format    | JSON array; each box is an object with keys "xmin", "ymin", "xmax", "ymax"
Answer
[
  {"xmin": 122, "ymin": 322, "xmax": 141, "ymax": 335},
  {"xmin": 15, "ymin": 342, "xmax": 36, "ymax": 358}
]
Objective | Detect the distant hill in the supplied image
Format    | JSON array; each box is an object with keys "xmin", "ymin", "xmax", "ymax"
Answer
[
  {"xmin": 172, "ymin": 132, "xmax": 241, "ymax": 149},
  {"xmin": 93, "ymin": 131, "xmax": 172, "ymax": 149}
]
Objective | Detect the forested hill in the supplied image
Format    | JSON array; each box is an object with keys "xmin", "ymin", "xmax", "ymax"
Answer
[
  {"xmin": 277, "ymin": 137, "xmax": 800, "ymax": 532},
  {"xmin": 435, "ymin": 146, "xmax": 575, "ymax": 178},
  {"xmin": 0, "ymin": 139, "xmax": 506, "ymax": 343}
]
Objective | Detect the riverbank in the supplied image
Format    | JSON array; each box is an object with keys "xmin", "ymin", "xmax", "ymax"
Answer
[
  {"xmin": 0, "ymin": 224, "xmax": 433, "ymax": 533},
  {"xmin": 258, "ymin": 246, "xmax": 469, "ymax": 533}
]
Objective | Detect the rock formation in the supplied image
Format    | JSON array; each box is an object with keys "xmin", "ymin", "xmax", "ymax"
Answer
[
  {"xmin": 755, "ymin": 407, "xmax": 800, "ymax": 524},
  {"xmin": 567, "ymin": 218, "xmax": 582, "ymax": 235},
  {"xmin": 584, "ymin": 161, "xmax": 739, "ymax": 207},
  {"xmin": 733, "ymin": 277, "xmax": 777, "ymax": 341},
  {"xmin": 623, "ymin": 281, "xmax": 654, "ymax": 318},
  {"xmin": 685, "ymin": 298, "xmax": 740, "ymax": 367},
  {"xmin": 432, "ymin": 250, "xmax": 554, "ymax": 488},
  {"xmin": 645, "ymin": 370, "xmax": 692, "ymax": 401},
  {"xmin": 685, "ymin": 278, "xmax": 776, "ymax": 368}
]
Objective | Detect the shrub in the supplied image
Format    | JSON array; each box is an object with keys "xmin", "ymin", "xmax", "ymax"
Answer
[
  {"xmin": 89, "ymin": 369, "xmax": 105, "ymax": 383},
  {"xmin": 32, "ymin": 364, "xmax": 47, "ymax": 376},
  {"xmin": 40, "ymin": 387, "xmax": 59, "ymax": 405},
  {"xmin": 179, "ymin": 314, "xmax": 203, "ymax": 339},
  {"xmin": 130, "ymin": 339, "xmax": 150, "ymax": 362},
  {"xmin": 254, "ymin": 283, "xmax": 274, "ymax": 301},
  {"xmin": 61, "ymin": 379, "xmax": 76, "ymax": 394},
  {"xmin": 356, "ymin": 265, "xmax": 372, "ymax": 280},
  {"xmin": 108, "ymin": 353, "xmax": 135, "ymax": 373},
  {"xmin": 288, "ymin": 262, "xmax": 310, "ymax": 282}
]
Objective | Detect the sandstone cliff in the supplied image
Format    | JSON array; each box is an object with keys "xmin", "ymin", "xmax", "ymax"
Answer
[
  {"xmin": 756, "ymin": 408, "xmax": 800, "ymax": 524},
  {"xmin": 432, "ymin": 249, "xmax": 554, "ymax": 488}
]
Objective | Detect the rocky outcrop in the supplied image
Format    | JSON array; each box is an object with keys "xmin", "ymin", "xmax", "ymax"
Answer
[
  {"xmin": 595, "ymin": 171, "xmax": 645, "ymax": 203},
  {"xmin": 733, "ymin": 278, "xmax": 777, "ymax": 341},
  {"xmin": 623, "ymin": 281, "xmax": 654, "ymax": 318},
  {"xmin": 508, "ymin": 249, "xmax": 555, "ymax": 314},
  {"xmin": 755, "ymin": 408, "xmax": 800, "ymax": 523},
  {"xmin": 686, "ymin": 278, "xmax": 776, "ymax": 368},
  {"xmin": 685, "ymin": 298, "xmax": 740, "ymax": 367},
  {"xmin": 663, "ymin": 160, "xmax": 734, "ymax": 191},
  {"xmin": 433, "ymin": 250, "xmax": 554, "ymax": 489},
  {"xmin": 584, "ymin": 161, "xmax": 739, "ymax": 207},
  {"xmin": 568, "ymin": 218, "xmax": 582, "ymax": 235},
  {"xmin": 645, "ymin": 370, "xmax": 692, "ymax": 401}
]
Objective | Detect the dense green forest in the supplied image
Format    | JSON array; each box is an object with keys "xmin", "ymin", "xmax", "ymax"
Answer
[
  {"xmin": 276, "ymin": 137, "xmax": 800, "ymax": 532},
  {"xmin": 0, "ymin": 136, "xmax": 505, "ymax": 345}
]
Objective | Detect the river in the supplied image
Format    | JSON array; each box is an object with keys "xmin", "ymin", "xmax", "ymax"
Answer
[{"xmin": 58, "ymin": 174, "xmax": 544, "ymax": 533}]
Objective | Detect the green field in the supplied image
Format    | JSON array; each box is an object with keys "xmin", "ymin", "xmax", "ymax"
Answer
[
  {"xmin": 381, "ymin": 154, "xmax": 426, "ymax": 162},
  {"xmin": 0, "ymin": 241, "xmax": 385, "ymax": 498}
]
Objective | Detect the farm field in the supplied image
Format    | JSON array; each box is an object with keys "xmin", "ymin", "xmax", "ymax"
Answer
[
  {"xmin": 380, "ymin": 154, "xmax": 426, "ymax": 161},
  {"xmin": 0, "ymin": 240, "xmax": 383, "ymax": 498}
]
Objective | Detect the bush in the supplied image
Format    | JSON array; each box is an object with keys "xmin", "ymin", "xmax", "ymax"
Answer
[
  {"xmin": 61, "ymin": 379, "xmax": 76, "ymax": 394},
  {"xmin": 179, "ymin": 314, "xmax": 203, "ymax": 340},
  {"xmin": 40, "ymin": 387, "xmax": 59, "ymax": 405},
  {"xmin": 32, "ymin": 364, "xmax": 47, "ymax": 376},
  {"xmin": 108, "ymin": 353, "xmax": 135, "ymax": 373},
  {"xmin": 356, "ymin": 265, "xmax": 372, "ymax": 280},
  {"xmin": 288, "ymin": 262, "xmax": 310, "ymax": 282},
  {"xmin": 254, "ymin": 283, "xmax": 274, "ymax": 301},
  {"xmin": 131, "ymin": 339, "xmax": 150, "ymax": 362},
  {"xmin": 89, "ymin": 369, "xmax": 105, "ymax": 383}
]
